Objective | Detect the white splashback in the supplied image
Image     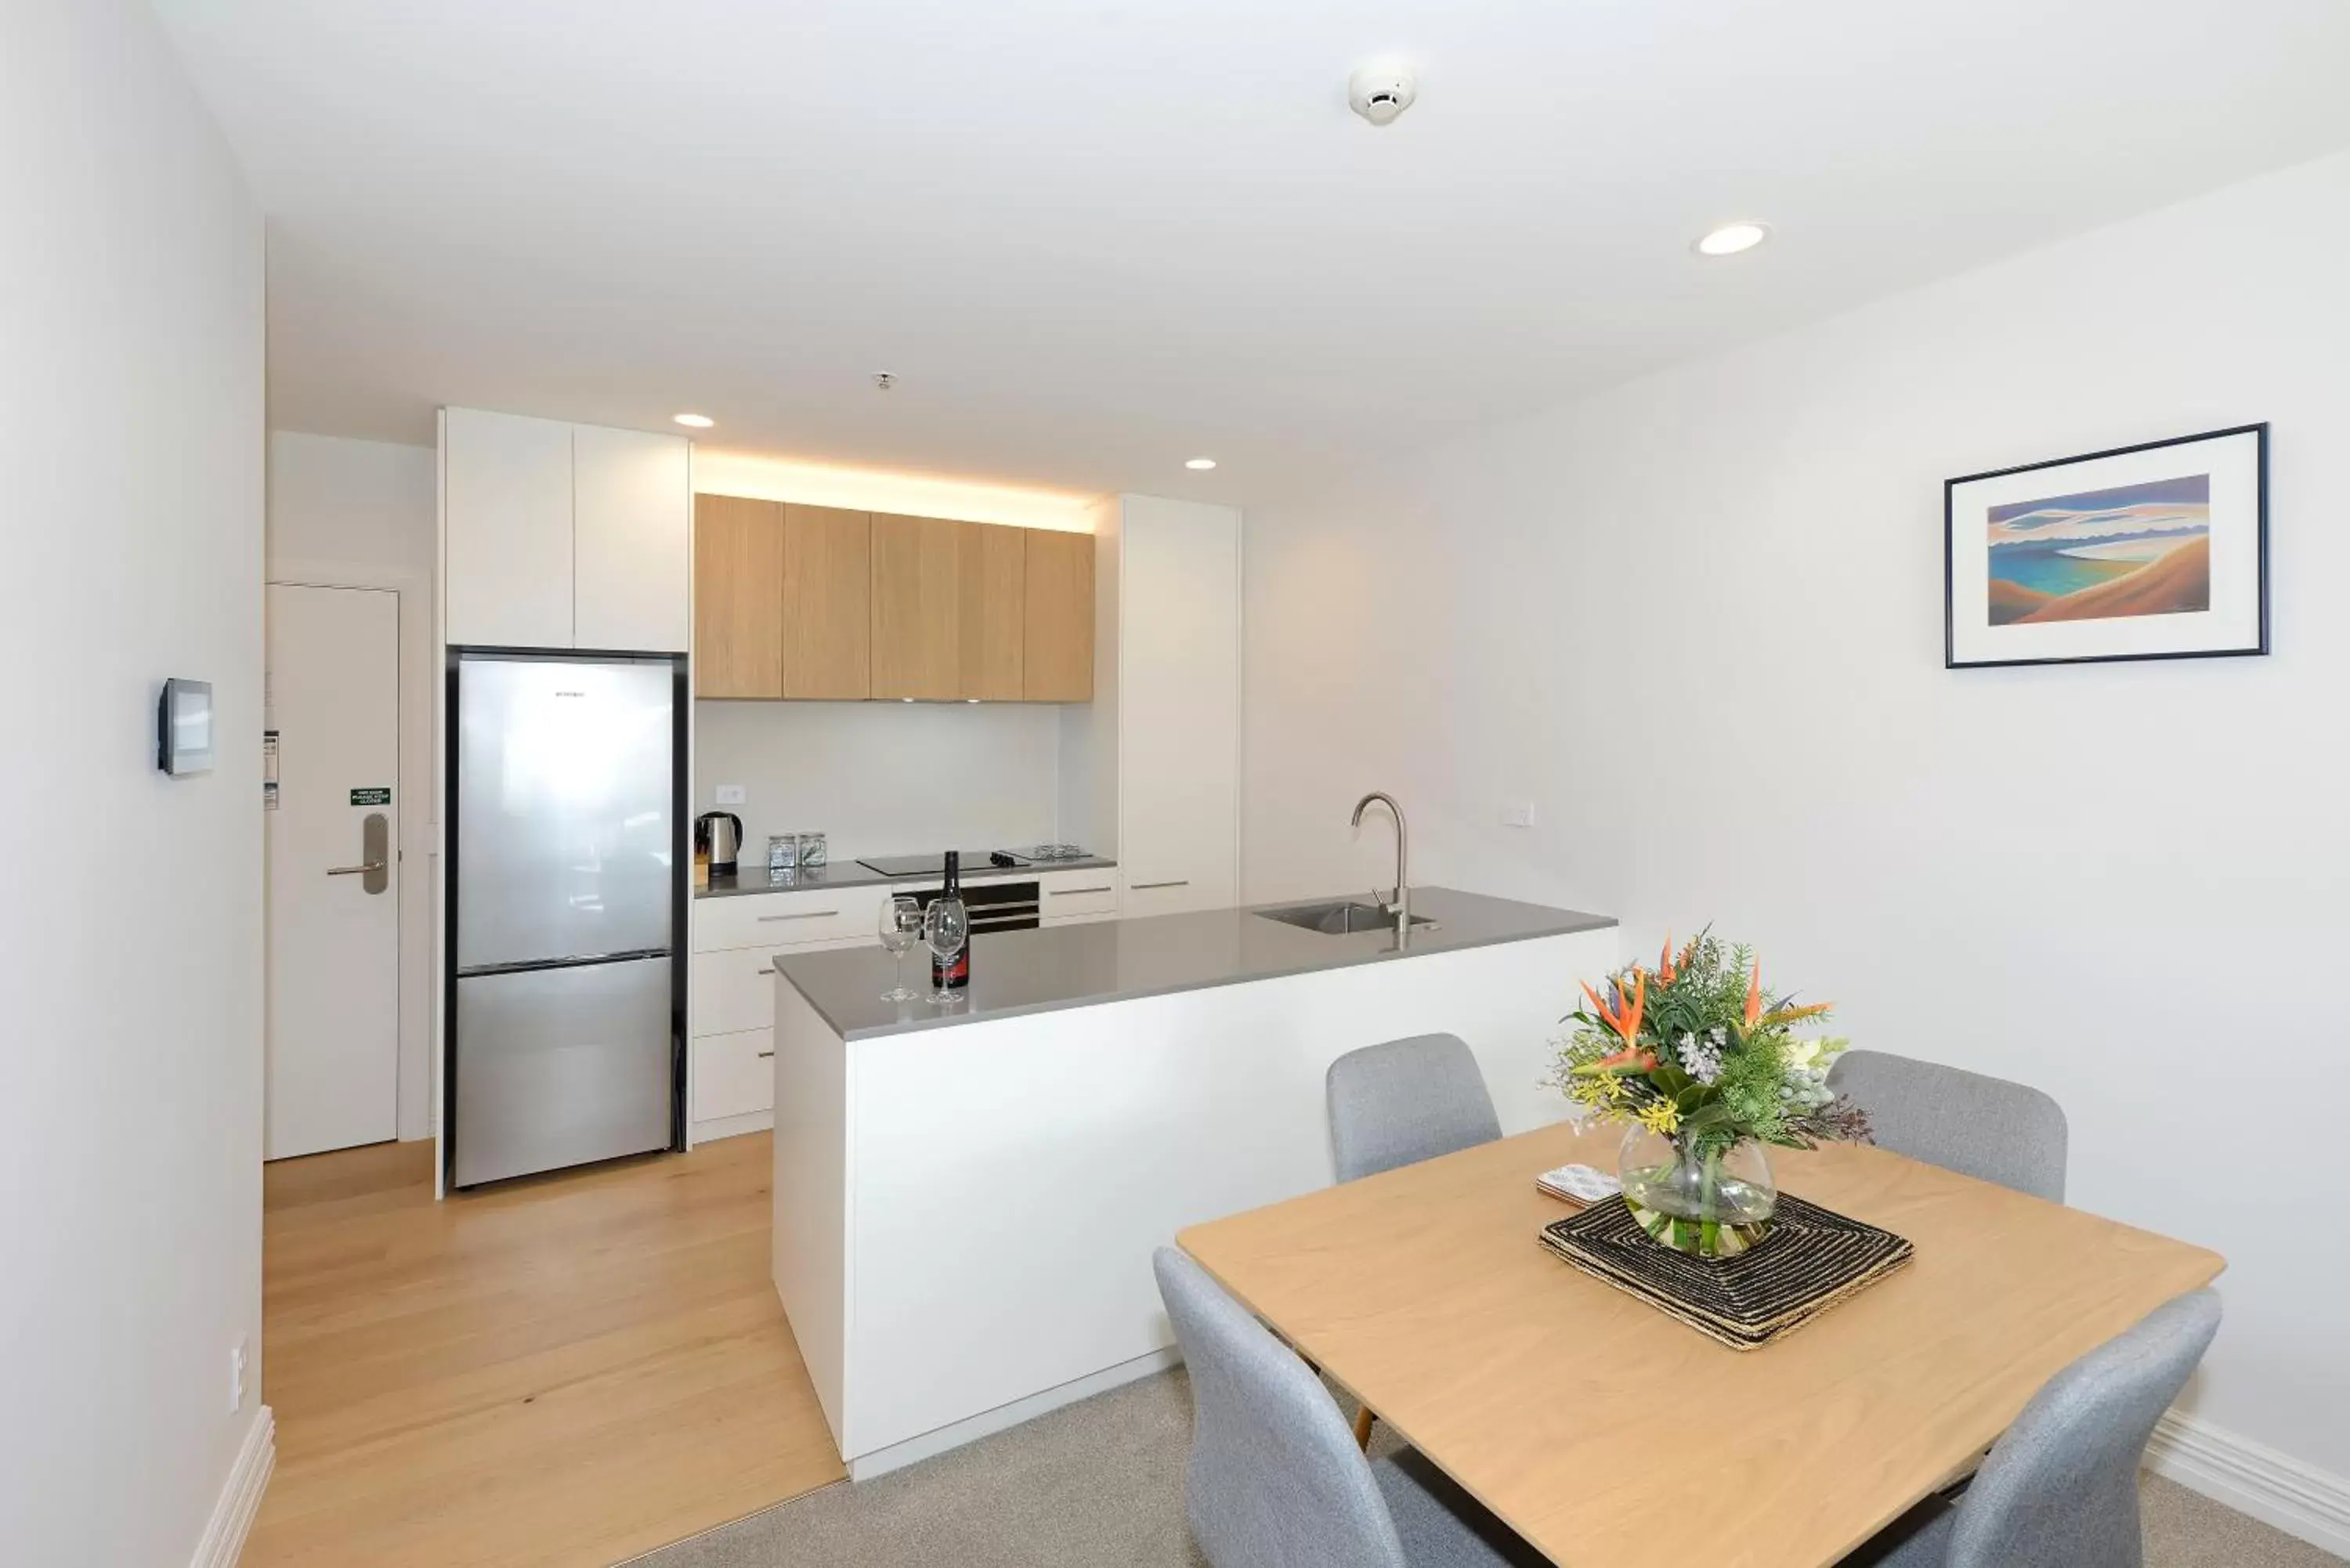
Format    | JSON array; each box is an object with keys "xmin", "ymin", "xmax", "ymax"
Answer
[{"xmin": 694, "ymin": 700, "xmax": 1065, "ymax": 861}]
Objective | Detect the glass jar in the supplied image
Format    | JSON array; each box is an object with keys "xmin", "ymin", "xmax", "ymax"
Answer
[
  {"xmin": 797, "ymin": 830, "xmax": 828, "ymax": 869},
  {"xmin": 766, "ymin": 833, "xmax": 799, "ymax": 873},
  {"xmin": 1617, "ymin": 1125, "xmax": 1777, "ymax": 1259}
]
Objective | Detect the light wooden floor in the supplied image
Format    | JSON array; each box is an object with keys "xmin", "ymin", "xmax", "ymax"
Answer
[{"xmin": 248, "ymin": 1132, "xmax": 846, "ymax": 1567}]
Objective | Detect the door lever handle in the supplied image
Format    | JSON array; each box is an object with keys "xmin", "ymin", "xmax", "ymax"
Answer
[{"xmin": 331, "ymin": 812, "xmax": 392, "ymax": 894}]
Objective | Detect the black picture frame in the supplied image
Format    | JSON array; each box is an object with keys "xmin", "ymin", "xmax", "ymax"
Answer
[{"xmin": 1943, "ymin": 423, "xmax": 2268, "ymax": 670}]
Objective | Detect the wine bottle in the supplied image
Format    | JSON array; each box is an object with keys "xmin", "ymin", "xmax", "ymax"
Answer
[{"xmin": 930, "ymin": 851, "xmax": 971, "ymax": 992}]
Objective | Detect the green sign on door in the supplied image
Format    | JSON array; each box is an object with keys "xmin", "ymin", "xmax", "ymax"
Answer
[{"xmin": 350, "ymin": 786, "xmax": 392, "ymax": 807}]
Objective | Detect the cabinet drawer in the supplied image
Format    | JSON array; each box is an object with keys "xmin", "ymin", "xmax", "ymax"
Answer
[
  {"xmin": 1038, "ymin": 876, "xmax": 1119, "ymax": 919},
  {"xmin": 692, "ymin": 1028, "xmax": 774, "ymax": 1122},
  {"xmin": 694, "ymin": 885, "xmax": 883, "ymax": 952},
  {"xmin": 692, "ymin": 948, "xmax": 779, "ymax": 1037},
  {"xmin": 1122, "ymin": 873, "xmax": 1220, "ymax": 917}
]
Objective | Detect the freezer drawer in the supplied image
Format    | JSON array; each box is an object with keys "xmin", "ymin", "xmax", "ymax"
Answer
[{"xmin": 453, "ymin": 956, "xmax": 676, "ymax": 1187}]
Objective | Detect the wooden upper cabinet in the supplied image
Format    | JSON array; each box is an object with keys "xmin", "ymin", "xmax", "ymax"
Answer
[
  {"xmin": 958, "ymin": 523, "xmax": 1027, "ymax": 701},
  {"xmin": 692, "ymin": 495, "xmax": 784, "ymax": 698},
  {"xmin": 781, "ymin": 504, "xmax": 872, "ymax": 699},
  {"xmin": 685, "ymin": 497, "xmax": 1091, "ymax": 703},
  {"xmin": 870, "ymin": 513, "xmax": 963, "ymax": 700},
  {"xmin": 1023, "ymin": 529, "xmax": 1095, "ymax": 702}
]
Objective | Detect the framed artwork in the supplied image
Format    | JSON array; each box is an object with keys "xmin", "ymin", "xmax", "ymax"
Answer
[{"xmin": 1945, "ymin": 424, "xmax": 2267, "ymax": 669}]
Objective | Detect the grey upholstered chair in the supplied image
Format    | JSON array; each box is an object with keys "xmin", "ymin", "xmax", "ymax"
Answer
[
  {"xmin": 1153, "ymin": 1247, "xmax": 1546, "ymax": 1568},
  {"xmin": 1324, "ymin": 1034, "xmax": 1504, "ymax": 1447},
  {"xmin": 1828, "ymin": 1049, "xmax": 2069, "ymax": 1201},
  {"xmin": 1327, "ymin": 1033, "xmax": 1503, "ymax": 1185},
  {"xmin": 1848, "ymin": 1290, "xmax": 2221, "ymax": 1568}
]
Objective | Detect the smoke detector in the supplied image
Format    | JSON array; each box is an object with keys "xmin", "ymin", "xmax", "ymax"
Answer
[
  {"xmin": 872, "ymin": 371, "xmax": 896, "ymax": 391},
  {"xmin": 1348, "ymin": 58, "xmax": 1417, "ymax": 126}
]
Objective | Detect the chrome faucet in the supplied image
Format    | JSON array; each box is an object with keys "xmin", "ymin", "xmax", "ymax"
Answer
[{"xmin": 1350, "ymin": 791, "xmax": 1409, "ymax": 934}]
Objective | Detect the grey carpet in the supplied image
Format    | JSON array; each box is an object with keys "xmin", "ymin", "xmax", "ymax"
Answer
[{"xmin": 623, "ymin": 1370, "xmax": 2341, "ymax": 1568}]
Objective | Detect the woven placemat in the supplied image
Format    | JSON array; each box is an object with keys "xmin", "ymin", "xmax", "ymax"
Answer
[{"xmin": 1539, "ymin": 1194, "xmax": 1912, "ymax": 1351}]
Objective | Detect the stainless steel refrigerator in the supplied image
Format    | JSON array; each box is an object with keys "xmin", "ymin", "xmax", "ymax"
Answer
[{"xmin": 448, "ymin": 651, "xmax": 685, "ymax": 1187}]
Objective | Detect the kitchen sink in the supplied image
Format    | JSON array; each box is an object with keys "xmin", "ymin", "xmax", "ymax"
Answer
[{"xmin": 1255, "ymin": 899, "xmax": 1435, "ymax": 936}]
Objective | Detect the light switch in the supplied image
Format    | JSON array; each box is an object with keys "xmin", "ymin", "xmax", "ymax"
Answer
[
  {"xmin": 1500, "ymin": 800, "xmax": 1536, "ymax": 829},
  {"xmin": 714, "ymin": 784, "xmax": 747, "ymax": 805}
]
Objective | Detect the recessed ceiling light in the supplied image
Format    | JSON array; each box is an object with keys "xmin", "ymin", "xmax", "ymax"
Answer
[
  {"xmin": 1693, "ymin": 222, "xmax": 1770, "ymax": 258},
  {"xmin": 1185, "ymin": 457, "xmax": 1217, "ymax": 471},
  {"xmin": 673, "ymin": 412, "xmax": 714, "ymax": 428}
]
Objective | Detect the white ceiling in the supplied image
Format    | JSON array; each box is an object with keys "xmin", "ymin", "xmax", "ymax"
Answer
[{"xmin": 154, "ymin": 0, "xmax": 2350, "ymax": 502}]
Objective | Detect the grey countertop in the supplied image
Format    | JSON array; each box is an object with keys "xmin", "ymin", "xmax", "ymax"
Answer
[
  {"xmin": 697, "ymin": 854, "xmax": 1118, "ymax": 899},
  {"xmin": 774, "ymin": 886, "xmax": 1614, "ymax": 1041}
]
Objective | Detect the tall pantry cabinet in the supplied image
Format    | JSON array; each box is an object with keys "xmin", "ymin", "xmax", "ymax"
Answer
[{"xmin": 1068, "ymin": 495, "xmax": 1242, "ymax": 916}]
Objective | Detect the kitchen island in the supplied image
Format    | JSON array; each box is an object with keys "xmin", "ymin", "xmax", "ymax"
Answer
[{"xmin": 768, "ymin": 886, "xmax": 1616, "ymax": 1478}]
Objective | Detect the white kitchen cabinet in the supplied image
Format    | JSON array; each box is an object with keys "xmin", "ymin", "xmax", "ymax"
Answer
[
  {"xmin": 1036, "ymin": 870, "xmax": 1120, "ymax": 923},
  {"xmin": 693, "ymin": 1027, "xmax": 776, "ymax": 1124},
  {"xmin": 693, "ymin": 883, "xmax": 889, "ymax": 953},
  {"xmin": 691, "ymin": 946, "xmax": 783, "ymax": 1037},
  {"xmin": 443, "ymin": 409, "xmax": 574, "ymax": 648},
  {"xmin": 688, "ymin": 883, "xmax": 886, "ymax": 1141},
  {"xmin": 441, "ymin": 409, "xmax": 691, "ymax": 652},
  {"xmin": 1069, "ymin": 496, "xmax": 1241, "ymax": 916},
  {"xmin": 574, "ymin": 423, "xmax": 691, "ymax": 652}
]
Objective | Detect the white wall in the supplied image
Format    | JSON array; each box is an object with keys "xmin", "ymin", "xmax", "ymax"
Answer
[
  {"xmin": 268, "ymin": 431, "xmax": 439, "ymax": 1140},
  {"xmin": 0, "ymin": 2, "xmax": 268, "ymax": 1563},
  {"xmin": 1245, "ymin": 150, "xmax": 2350, "ymax": 1489},
  {"xmin": 695, "ymin": 450, "xmax": 1094, "ymax": 533},
  {"xmin": 696, "ymin": 700, "xmax": 1064, "ymax": 862}
]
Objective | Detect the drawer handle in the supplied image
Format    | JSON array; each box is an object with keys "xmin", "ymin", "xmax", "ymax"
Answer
[
  {"xmin": 1130, "ymin": 880, "xmax": 1190, "ymax": 891},
  {"xmin": 757, "ymin": 910, "xmax": 840, "ymax": 922},
  {"xmin": 756, "ymin": 965, "xmax": 774, "ymax": 975},
  {"xmin": 757, "ymin": 1050, "xmax": 775, "ymax": 1059},
  {"xmin": 1049, "ymin": 886, "xmax": 1114, "ymax": 896}
]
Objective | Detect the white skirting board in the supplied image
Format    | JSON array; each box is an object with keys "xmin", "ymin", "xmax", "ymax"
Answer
[
  {"xmin": 689, "ymin": 1107, "xmax": 774, "ymax": 1146},
  {"xmin": 190, "ymin": 1405, "xmax": 275, "ymax": 1568},
  {"xmin": 847, "ymin": 1347, "xmax": 1181, "ymax": 1483},
  {"xmin": 2146, "ymin": 1409, "xmax": 2350, "ymax": 1559}
]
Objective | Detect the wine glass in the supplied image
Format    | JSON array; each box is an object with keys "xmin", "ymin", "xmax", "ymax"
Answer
[
  {"xmin": 924, "ymin": 898, "xmax": 969, "ymax": 1005},
  {"xmin": 878, "ymin": 894, "xmax": 923, "ymax": 1003}
]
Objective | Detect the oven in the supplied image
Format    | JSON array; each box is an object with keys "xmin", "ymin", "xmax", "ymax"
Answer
[{"xmin": 913, "ymin": 879, "xmax": 1040, "ymax": 935}]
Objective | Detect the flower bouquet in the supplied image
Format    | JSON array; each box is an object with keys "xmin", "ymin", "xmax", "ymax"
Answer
[{"xmin": 1548, "ymin": 931, "xmax": 1871, "ymax": 1258}]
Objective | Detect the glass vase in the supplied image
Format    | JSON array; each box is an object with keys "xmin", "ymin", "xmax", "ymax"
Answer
[{"xmin": 1616, "ymin": 1125, "xmax": 1778, "ymax": 1259}]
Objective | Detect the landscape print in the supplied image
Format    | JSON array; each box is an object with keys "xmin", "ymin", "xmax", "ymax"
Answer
[{"xmin": 1984, "ymin": 473, "xmax": 2210, "ymax": 625}]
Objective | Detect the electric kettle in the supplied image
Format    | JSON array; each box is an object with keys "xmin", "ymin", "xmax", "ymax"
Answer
[{"xmin": 694, "ymin": 811, "xmax": 744, "ymax": 876}]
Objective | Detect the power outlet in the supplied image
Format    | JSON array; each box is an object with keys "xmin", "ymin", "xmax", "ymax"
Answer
[
  {"xmin": 230, "ymin": 1335, "xmax": 250, "ymax": 1414},
  {"xmin": 1500, "ymin": 800, "xmax": 1537, "ymax": 829},
  {"xmin": 714, "ymin": 784, "xmax": 747, "ymax": 806}
]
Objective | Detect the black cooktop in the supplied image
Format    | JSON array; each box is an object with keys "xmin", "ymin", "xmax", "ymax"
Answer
[{"xmin": 855, "ymin": 850, "xmax": 1030, "ymax": 878}]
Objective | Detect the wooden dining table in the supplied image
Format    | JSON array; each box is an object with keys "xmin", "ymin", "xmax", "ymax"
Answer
[{"xmin": 1177, "ymin": 1120, "xmax": 2224, "ymax": 1568}]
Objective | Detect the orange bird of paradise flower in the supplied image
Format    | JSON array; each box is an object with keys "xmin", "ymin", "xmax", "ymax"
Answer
[
  {"xmin": 1582, "ymin": 970, "xmax": 1654, "ymax": 1070},
  {"xmin": 1744, "ymin": 955, "xmax": 1763, "ymax": 1028}
]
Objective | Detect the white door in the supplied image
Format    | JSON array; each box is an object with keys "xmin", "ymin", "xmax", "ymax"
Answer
[{"xmin": 266, "ymin": 584, "xmax": 401, "ymax": 1159}]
